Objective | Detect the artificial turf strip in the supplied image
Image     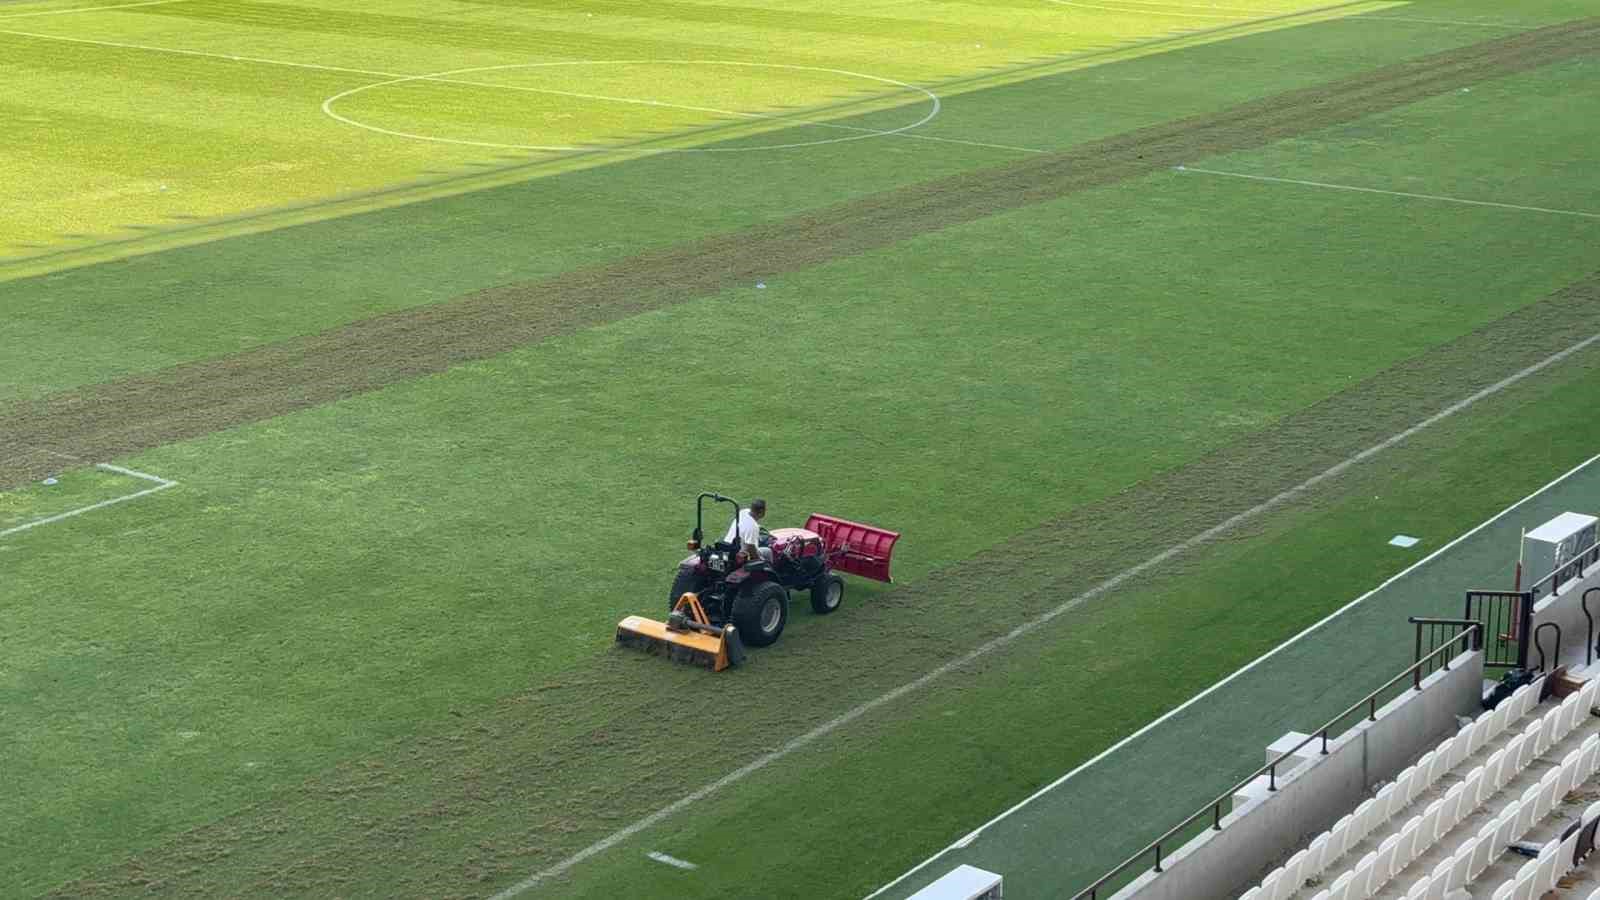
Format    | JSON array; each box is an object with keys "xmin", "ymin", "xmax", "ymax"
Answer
[
  {"xmin": 32, "ymin": 268, "xmax": 1600, "ymax": 898},
  {"xmin": 4, "ymin": 16, "xmax": 1597, "ymax": 491}
]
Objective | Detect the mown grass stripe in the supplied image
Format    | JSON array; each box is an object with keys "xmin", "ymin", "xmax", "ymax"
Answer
[{"xmin": 2, "ymin": 18, "xmax": 1595, "ymax": 493}]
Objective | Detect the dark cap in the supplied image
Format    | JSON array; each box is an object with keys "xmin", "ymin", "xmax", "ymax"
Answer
[{"xmin": 749, "ymin": 498, "xmax": 766, "ymax": 512}]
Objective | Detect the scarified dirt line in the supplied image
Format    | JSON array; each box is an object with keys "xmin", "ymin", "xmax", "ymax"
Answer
[
  {"xmin": 43, "ymin": 273, "xmax": 1600, "ymax": 899},
  {"xmin": 3, "ymin": 18, "xmax": 1597, "ymax": 493}
]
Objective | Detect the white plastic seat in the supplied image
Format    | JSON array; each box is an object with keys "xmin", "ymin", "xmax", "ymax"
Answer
[
  {"xmin": 1257, "ymin": 867, "xmax": 1280, "ymax": 899},
  {"xmin": 1473, "ymin": 821, "xmax": 1499, "ymax": 879},
  {"xmin": 1489, "ymin": 880, "xmax": 1513, "ymax": 900},
  {"xmin": 1241, "ymin": 887, "xmax": 1261, "ymax": 900},
  {"xmin": 1497, "ymin": 738, "xmax": 1521, "ymax": 787},
  {"xmin": 1435, "ymin": 734, "xmax": 1457, "ymax": 772},
  {"xmin": 1516, "ymin": 784, "xmax": 1541, "ymax": 837},
  {"xmin": 1442, "ymin": 782, "xmax": 1465, "ymax": 831},
  {"xmin": 1580, "ymin": 677, "xmax": 1599, "ymax": 715},
  {"xmin": 1470, "ymin": 718, "xmax": 1492, "ymax": 756},
  {"xmin": 1406, "ymin": 763, "xmax": 1427, "ymax": 806},
  {"xmin": 1490, "ymin": 699, "xmax": 1512, "ymax": 740},
  {"xmin": 1561, "ymin": 690, "xmax": 1584, "ymax": 739},
  {"xmin": 1511, "ymin": 859, "xmax": 1537, "ymax": 900},
  {"xmin": 1328, "ymin": 870, "xmax": 1353, "ymax": 900},
  {"xmin": 1421, "ymin": 799, "xmax": 1444, "ymax": 849},
  {"xmin": 1277, "ymin": 849, "xmax": 1307, "ymax": 900},
  {"xmin": 1559, "ymin": 748, "xmax": 1584, "ymax": 797},
  {"xmin": 1397, "ymin": 816, "xmax": 1421, "ymax": 871},
  {"xmin": 1556, "ymin": 830, "xmax": 1582, "ymax": 883},
  {"xmin": 1329, "ymin": 813, "xmax": 1355, "ymax": 862},
  {"xmin": 1360, "ymin": 797, "xmax": 1384, "ymax": 843},
  {"xmin": 1426, "ymin": 858, "xmax": 1451, "ymax": 895},
  {"xmin": 1582, "ymin": 733, "xmax": 1600, "ymax": 781},
  {"xmin": 1463, "ymin": 766, "xmax": 1486, "ymax": 811},
  {"xmin": 1427, "ymin": 867, "xmax": 1449, "ymax": 900},
  {"xmin": 1539, "ymin": 708, "xmax": 1561, "ymax": 755},
  {"xmin": 1522, "ymin": 718, "xmax": 1544, "ymax": 764},
  {"xmin": 1534, "ymin": 841, "xmax": 1561, "ymax": 895},
  {"xmin": 1428, "ymin": 744, "xmax": 1453, "ymax": 784},
  {"xmin": 1406, "ymin": 875, "xmax": 1427, "ymax": 900},
  {"xmin": 1447, "ymin": 839, "xmax": 1473, "ymax": 891},
  {"xmin": 1417, "ymin": 750, "xmax": 1439, "ymax": 790},
  {"xmin": 1448, "ymin": 726, "xmax": 1473, "ymax": 769},
  {"xmin": 1535, "ymin": 769, "xmax": 1561, "ymax": 823},
  {"xmin": 1350, "ymin": 851, "xmax": 1377, "ymax": 899},
  {"xmin": 1375, "ymin": 834, "xmax": 1400, "ymax": 886},
  {"xmin": 1513, "ymin": 682, "xmax": 1536, "ymax": 719},
  {"xmin": 1306, "ymin": 832, "xmax": 1331, "ymax": 878}
]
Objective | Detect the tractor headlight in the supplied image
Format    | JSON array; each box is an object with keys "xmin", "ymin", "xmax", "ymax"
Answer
[{"xmin": 708, "ymin": 554, "xmax": 727, "ymax": 572}]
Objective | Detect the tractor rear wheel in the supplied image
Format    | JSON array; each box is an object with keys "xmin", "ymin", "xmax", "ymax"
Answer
[
  {"xmin": 810, "ymin": 573, "xmax": 845, "ymax": 615},
  {"xmin": 733, "ymin": 581, "xmax": 788, "ymax": 647},
  {"xmin": 669, "ymin": 570, "xmax": 703, "ymax": 612}
]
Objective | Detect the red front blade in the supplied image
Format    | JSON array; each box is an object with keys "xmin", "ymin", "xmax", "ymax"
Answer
[{"xmin": 804, "ymin": 513, "xmax": 900, "ymax": 583}]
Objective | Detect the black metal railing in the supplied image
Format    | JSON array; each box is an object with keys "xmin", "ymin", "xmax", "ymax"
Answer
[
  {"xmin": 1412, "ymin": 617, "xmax": 1479, "ymax": 684},
  {"xmin": 1068, "ymin": 623, "xmax": 1482, "ymax": 900},
  {"xmin": 1533, "ymin": 622, "xmax": 1563, "ymax": 673},
  {"xmin": 1529, "ymin": 535, "xmax": 1600, "ymax": 602},
  {"xmin": 1584, "ymin": 588, "xmax": 1600, "ymax": 665},
  {"xmin": 1465, "ymin": 590, "xmax": 1533, "ymax": 669}
]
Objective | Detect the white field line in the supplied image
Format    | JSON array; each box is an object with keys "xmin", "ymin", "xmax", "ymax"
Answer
[
  {"xmin": 1177, "ymin": 167, "xmax": 1600, "ymax": 220},
  {"xmin": 1046, "ymin": 0, "xmax": 1258, "ymax": 19},
  {"xmin": 0, "ymin": 0, "xmax": 187, "ymax": 19},
  {"xmin": 869, "ymin": 443, "xmax": 1600, "ymax": 899},
  {"xmin": 1350, "ymin": 14, "xmax": 1528, "ymax": 29},
  {"xmin": 0, "ymin": 463, "xmax": 177, "ymax": 539},
  {"xmin": 0, "ymin": 28, "xmax": 1027, "ymax": 155},
  {"xmin": 492, "ymin": 335, "xmax": 1600, "ymax": 899},
  {"xmin": 645, "ymin": 851, "xmax": 699, "ymax": 871}
]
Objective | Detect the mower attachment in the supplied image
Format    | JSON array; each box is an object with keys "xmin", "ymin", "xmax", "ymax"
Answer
[
  {"xmin": 804, "ymin": 514, "xmax": 900, "ymax": 583},
  {"xmin": 615, "ymin": 592, "xmax": 746, "ymax": 672}
]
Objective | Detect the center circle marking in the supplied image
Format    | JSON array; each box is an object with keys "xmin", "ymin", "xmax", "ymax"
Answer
[{"xmin": 321, "ymin": 60, "xmax": 941, "ymax": 153}]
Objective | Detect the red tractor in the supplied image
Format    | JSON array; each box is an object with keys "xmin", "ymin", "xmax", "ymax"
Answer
[{"xmin": 616, "ymin": 493, "xmax": 900, "ymax": 670}]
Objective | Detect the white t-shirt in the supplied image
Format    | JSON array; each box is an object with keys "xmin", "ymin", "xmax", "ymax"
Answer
[{"xmin": 723, "ymin": 509, "xmax": 761, "ymax": 547}]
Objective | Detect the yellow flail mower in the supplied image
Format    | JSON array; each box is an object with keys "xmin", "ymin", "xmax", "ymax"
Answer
[{"xmin": 616, "ymin": 492, "xmax": 900, "ymax": 671}]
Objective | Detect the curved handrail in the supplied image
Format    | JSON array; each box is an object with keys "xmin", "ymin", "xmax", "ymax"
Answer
[
  {"xmin": 1585, "ymin": 588, "xmax": 1600, "ymax": 666},
  {"xmin": 1534, "ymin": 621, "xmax": 1562, "ymax": 673}
]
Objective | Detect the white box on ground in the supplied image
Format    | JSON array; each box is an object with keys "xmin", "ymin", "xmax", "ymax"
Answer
[
  {"xmin": 1525, "ymin": 511, "xmax": 1598, "ymax": 596},
  {"xmin": 908, "ymin": 864, "xmax": 1002, "ymax": 900},
  {"xmin": 1233, "ymin": 732, "xmax": 1317, "ymax": 812},
  {"xmin": 1265, "ymin": 731, "xmax": 1317, "ymax": 774}
]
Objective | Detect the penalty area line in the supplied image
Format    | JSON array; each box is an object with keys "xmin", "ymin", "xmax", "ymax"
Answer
[
  {"xmin": 645, "ymin": 851, "xmax": 699, "ymax": 871},
  {"xmin": 1177, "ymin": 166, "xmax": 1600, "ymax": 221},
  {"xmin": 490, "ymin": 327, "xmax": 1600, "ymax": 898},
  {"xmin": 0, "ymin": 463, "xmax": 178, "ymax": 539}
]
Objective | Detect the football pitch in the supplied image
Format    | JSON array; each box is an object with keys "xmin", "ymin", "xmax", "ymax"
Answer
[{"xmin": 3, "ymin": 1, "xmax": 1599, "ymax": 897}]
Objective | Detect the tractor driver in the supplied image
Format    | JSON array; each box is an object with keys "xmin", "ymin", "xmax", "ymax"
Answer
[{"xmin": 724, "ymin": 498, "xmax": 772, "ymax": 564}]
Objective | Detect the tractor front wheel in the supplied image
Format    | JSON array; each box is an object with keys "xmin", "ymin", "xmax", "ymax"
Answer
[
  {"xmin": 733, "ymin": 581, "xmax": 788, "ymax": 647},
  {"xmin": 669, "ymin": 570, "xmax": 703, "ymax": 612},
  {"xmin": 810, "ymin": 573, "xmax": 845, "ymax": 615}
]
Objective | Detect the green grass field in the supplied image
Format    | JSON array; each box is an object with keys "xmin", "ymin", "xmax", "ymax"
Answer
[{"xmin": 3, "ymin": 0, "xmax": 1599, "ymax": 897}]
